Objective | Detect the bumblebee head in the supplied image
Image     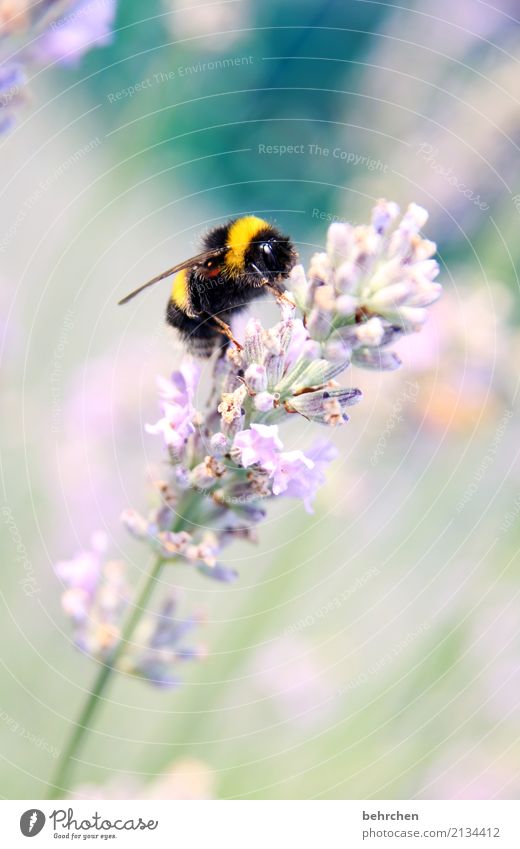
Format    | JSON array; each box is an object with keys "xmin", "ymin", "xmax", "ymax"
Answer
[{"xmin": 245, "ymin": 225, "xmax": 296, "ymax": 283}]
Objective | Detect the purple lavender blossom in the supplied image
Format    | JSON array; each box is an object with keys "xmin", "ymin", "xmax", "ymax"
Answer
[
  {"xmin": 55, "ymin": 530, "xmax": 107, "ymax": 621},
  {"xmin": 230, "ymin": 425, "xmax": 337, "ymax": 513},
  {"xmin": 232, "ymin": 424, "xmax": 283, "ymax": 473},
  {"xmin": 273, "ymin": 440, "xmax": 339, "ymax": 514},
  {"xmin": 55, "ymin": 534, "xmax": 204, "ymax": 682},
  {"xmin": 55, "ymin": 532, "xmax": 131, "ymax": 657},
  {"xmin": 145, "ymin": 361, "xmax": 200, "ymax": 457}
]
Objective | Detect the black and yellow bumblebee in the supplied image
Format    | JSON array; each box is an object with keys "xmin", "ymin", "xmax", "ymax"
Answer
[{"xmin": 119, "ymin": 215, "xmax": 297, "ymax": 356}]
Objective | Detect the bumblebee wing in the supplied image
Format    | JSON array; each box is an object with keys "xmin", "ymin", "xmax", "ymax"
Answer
[{"xmin": 118, "ymin": 248, "xmax": 224, "ymax": 305}]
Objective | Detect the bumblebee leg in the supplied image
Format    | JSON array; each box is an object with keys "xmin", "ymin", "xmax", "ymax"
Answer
[
  {"xmin": 266, "ymin": 282, "xmax": 294, "ymax": 307},
  {"xmin": 213, "ymin": 315, "xmax": 243, "ymax": 350},
  {"xmin": 250, "ymin": 264, "xmax": 294, "ymax": 307}
]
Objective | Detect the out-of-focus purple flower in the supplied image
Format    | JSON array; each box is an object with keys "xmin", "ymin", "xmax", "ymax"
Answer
[
  {"xmin": 55, "ymin": 530, "xmax": 107, "ymax": 619},
  {"xmin": 56, "ymin": 535, "xmax": 204, "ymax": 682},
  {"xmin": 250, "ymin": 635, "xmax": 337, "ymax": 729},
  {"xmin": 306, "ymin": 438, "xmax": 339, "ymax": 468},
  {"xmin": 232, "ymin": 423, "xmax": 283, "ymax": 472},
  {"xmin": 145, "ymin": 402, "xmax": 194, "ymax": 454},
  {"xmin": 55, "ymin": 532, "xmax": 131, "ymax": 657},
  {"xmin": 0, "ymin": 63, "xmax": 26, "ymax": 133},
  {"xmin": 129, "ymin": 597, "xmax": 205, "ymax": 688},
  {"xmin": 146, "ymin": 361, "xmax": 200, "ymax": 457},
  {"xmin": 33, "ymin": 0, "xmax": 117, "ymax": 66},
  {"xmin": 0, "ymin": 0, "xmax": 119, "ymax": 133},
  {"xmin": 157, "ymin": 359, "xmax": 200, "ymax": 404},
  {"xmin": 273, "ymin": 439, "xmax": 338, "ymax": 513}
]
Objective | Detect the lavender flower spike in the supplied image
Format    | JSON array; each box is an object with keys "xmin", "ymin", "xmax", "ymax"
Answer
[
  {"xmin": 56, "ymin": 201, "xmax": 442, "ymax": 687},
  {"xmin": 135, "ymin": 200, "xmax": 442, "ymax": 576},
  {"xmin": 50, "ymin": 205, "xmax": 442, "ymax": 797},
  {"xmin": 291, "ymin": 199, "xmax": 442, "ymax": 370}
]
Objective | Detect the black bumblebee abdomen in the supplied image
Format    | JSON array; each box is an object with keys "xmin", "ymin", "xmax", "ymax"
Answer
[{"xmin": 166, "ymin": 300, "xmax": 223, "ymax": 357}]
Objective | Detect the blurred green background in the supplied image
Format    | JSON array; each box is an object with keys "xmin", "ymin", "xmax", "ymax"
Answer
[{"xmin": 1, "ymin": 0, "xmax": 520, "ymax": 800}]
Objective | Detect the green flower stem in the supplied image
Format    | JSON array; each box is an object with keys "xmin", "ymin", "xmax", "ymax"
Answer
[
  {"xmin": 47, "ymin": 491, "xmax": 202, "ymax": 799},
  {"xmin": 47, "ymin": 554, "xmax": 165, "ymax": 799}
]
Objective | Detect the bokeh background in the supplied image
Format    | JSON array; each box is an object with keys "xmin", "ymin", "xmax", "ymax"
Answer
[{"xmin": 2, "ymin": 0, "xmax": 520, "ymax": 800}]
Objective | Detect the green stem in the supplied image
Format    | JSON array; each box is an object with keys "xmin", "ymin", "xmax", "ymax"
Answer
[
  {"xmin": 47, "ymin": 490, "xmax": 206, "ymax": 798},
  {"xmin": 47, "ymin": 555, "xmax": 165, "ymax": 799}
]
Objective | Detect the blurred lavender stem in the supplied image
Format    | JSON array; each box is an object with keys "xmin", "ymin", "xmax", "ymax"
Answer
[
  {"xmin": 47, "ymin": 492, "xmax": 200, "ymax": 799},
  {"xmin": 47, "ymin": 556, "xmax": 162, "ymax": 799}
]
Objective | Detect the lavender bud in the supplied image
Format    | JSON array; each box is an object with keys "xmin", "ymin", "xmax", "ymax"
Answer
[
  {"xmin": 393, "ymin": 306, "xmax": 428, "ymax": 331},
  {"xmin": 307, "ymin": 306, "xmax": 333, "ymax": 341},
  {"xmin": 254, "ymin": 391, "xmax": 276, "ymax": 412},
  {"xmin": 287, "ymin": 386, "xmax": 362, "ymax": 424},
  {"xmin": 369, "ymin": 282, "xmax": 414, "ymax": 311},
  {"xmin": 371, "ymin": 199, "xmax": 400, "ymax": 234},
  {"xmin": 280, "ymin": 296, "xmax": 297, "ymax": 322},
  {"xmin": 154, "ymin": 504, "xmax": 176, "ymax": 532},
  {"xmin": 355, "ymin": 317, "xmax": 385, "ymax": 346},
  {"xmin": 121, "ymin": 509, "xmax": 149, "ymax": 539},
  {"xmin": 210, "ymin": 432, "xmax": 229, "ymax": 456},
  {"xmin": 291, "ymin": 357, "xmax": 351, "ymax": 392},
  {"xmin": 174, "ymin": 466, "xmax": 191, "ymax": 490},
  {"xmin": 405, "ymin": 283, "xmax": 442, "ymax": 308},
  {"xmin": 401, "ymin": 202, "xmax": 429, "ymax": 233},
  {"xmin": 288, "ymin": 263, "xmax": 312, "ymax": 309},
  {"xmin": 244, "ymin": 363, "xmax": 267, "ymax": 393},
  {"xmin": 411, "ymin": 238, "xmax": 437, "ymax": 261},
  {"xmin": 335, "ymin": 260, "xmax": 362, "ymax": 294},
  {"xmin": 352, "ymin": 347, "xmax": 401, "ymax": 371},
  {"xmin": 190, "ymin": 457, "xmax": 224, "ymax": 489},
  {"xmin": 327, "ymin": 222, "xmax": 353, "ymax": 265},
  {"xmin": 335, "ymin": 293, "xmax": 358, "ymax": 316},
  {"xmin": 244, "ymin": 317, "xmax": 265, "ymax": 365},
  {"xmin": 323, "ymin": 337, "xmax": 352, "ymax": 362},
  {"xmin": 156, "ymin": 530, "xmax": 192, "ymax": 559},
  {"xmin": 197, "ymin": 563, "xmax": 239, "ymax": 583},
  {"xmin": 228, "ymin": 501, "xmax": 266, "ymax": 523},
  {"xmin": 264, "ymin": 320, "xmax": 293, "ymax": 386},
  {"xmin": 308, "ymin": 252, "xmax": 333, "ymax": 285},
  {"xmin": 302, "ymin": 339, "xmax": 322, "ymax": 360}
]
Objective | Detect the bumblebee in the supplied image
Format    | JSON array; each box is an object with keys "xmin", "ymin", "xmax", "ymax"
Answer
[{"xmin": 119, "ymin": 215, "xmax": 297, "ymax": 356}]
